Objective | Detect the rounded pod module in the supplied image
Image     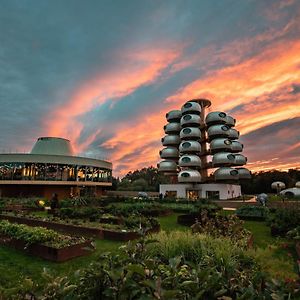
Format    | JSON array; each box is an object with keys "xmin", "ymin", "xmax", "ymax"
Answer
[
  {"xmin": 179, "ymin": 141, "xmax": 201, "ymax": 153},
  {"xmin": 207, "ymin": 124, "xmax": 230, "ymax": 139},
  {"xmin": 166, "ymin": 110, "xmax": 182, "ymax": 122},
  {"xmin": 233, "ymin": 154, "xmax": 247, "ymax": 166},
  {"xmin": 157, "ymin": 160, "xmax": 178, "ymax": 172},
  {"xmin": 180, "ymin": 114, "xmax": 201, "ymax": 127},
  {"xmin": 295, "ymin": 182, "xmax": 300, "ymax": 188},
  {"xmin": 179, "ymin": 154, "xmax": 202, "ymax": 167},
  {"xmin": 210, "ymin": 138, "xmax": 232, "ymax": 153},
  {"xmin": 181, "ymin": 101, "xmax": 201, "ymax": 115},
  {"xmin": 271, "ymin": 181, "xmax": 286, "ymax": 190},
  {"xmin": 159, "ymin": 147, "xmax": 179, "ymax": 159},
  {"xmin": 228, "ymin": 128, "xmax": 239, "ymax": 140},
  {"xmin": 236, "ymin": 168, "xmax": 251, "ymax": 179},
  {"xmin": 205, "ymin": 112, "xmax": 227, "ymax": 126},
  {"xmin": 161, "ymin": 135, "xmax": 181, "ymax": 146},
  {"xmin": 164, "ymin": 123, "xmax": 181, "ymax": 134},
  {"xmin": 212, "ymin": 152, "xmax": 236, "ymax": 167},
  {"xmin": 180, "ymin": 127, "xmax": 201, "ymax": 140},
  {"xmin": 178, "ymin": 169, "xmax": 202, "ymax": 183},
  {"xmin": 231, "ymin": 141, "xmax": 243, "ymax": 153},
  {"xmin": 214, "ymin": 167, "xmax": 239, "ymax": 181},
  {"xmin": 225, "ymin": 115, "xmax": 236, "ymax": 127}
]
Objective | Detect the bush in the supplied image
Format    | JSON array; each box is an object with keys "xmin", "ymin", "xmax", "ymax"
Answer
[
  {"xmin": 268, "ymin": 208, "xmax": 300, "ymax": 236},
  {"xmin": 236, "ymin": 205, "xmax": 269, "ymax": 220}
]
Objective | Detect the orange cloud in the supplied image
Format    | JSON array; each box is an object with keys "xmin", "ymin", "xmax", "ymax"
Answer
[{"xmin": 44, "ymin": 46, "xmax": 182, "ymax": 152}]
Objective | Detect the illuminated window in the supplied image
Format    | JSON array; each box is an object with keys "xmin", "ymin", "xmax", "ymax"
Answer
[{"xmin": 224, "ymin": 139, "xmax": 232, "ymax": 145}]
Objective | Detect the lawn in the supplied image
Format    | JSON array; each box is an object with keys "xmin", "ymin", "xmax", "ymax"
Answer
[{"xmin": 0, "ymin": 211, "xmax": 298, "ymax": 291}]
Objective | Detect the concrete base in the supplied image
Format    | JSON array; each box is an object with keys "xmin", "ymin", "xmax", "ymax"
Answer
[{"xmin": 160, "ymin": 183, "xmax": 241, "ymax": 200}]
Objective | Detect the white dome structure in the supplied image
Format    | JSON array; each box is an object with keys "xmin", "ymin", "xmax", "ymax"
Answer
[{"xmin": 31, "ymin": 137, "xmax": 74, "ymax": 156}]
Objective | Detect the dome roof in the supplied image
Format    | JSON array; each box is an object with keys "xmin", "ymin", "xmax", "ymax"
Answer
[{"xmin": 30, "ymin": 137, "xmax": 74, "ymax": 156}]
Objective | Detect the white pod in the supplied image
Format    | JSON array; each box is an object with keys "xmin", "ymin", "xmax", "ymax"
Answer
[
  {"xmin": 271, "ymin": 181, "xmax": 286, "ymax": 190},
  {"xmin": 159, "ymin": 147, "xmax": 179, "ymax": 159},
  {"xmin": 157, "ymin": 160, "xmax": 178, "ymax": 172},
  {"xmin": 162, "ymin": 135, "xmax": 181, "ymax": 146},
  {"xmin": 180, "ymin": 114, "xmax": 201, "ymax": 127},
  {"xmin": 178, "ymin": 170, "xmax": 202, "ymax": 183},
  {"xmin": 207, "ymin": 124, "xmax": 230, "ymax": 139},
  {"xmin": 164, "ymin": 123, "xmax": 181, "ymax": 134},
  {"xmin": 166, "ymin": 110, "xmax": 182, "ymax": 122},
  {"xmin": 214, "ymin": 167, "xmax": 239, "ymax": 181},
  {"xmin": 179, "ymin": 141, "xmax": 201, "ymax": 153},
  {"xmin": 205, "ymin": 111, "xmax": 227, "ymax": 126},
  {"xmin": 212, "ymin": 152, "xmax": 236, "ymax": 167},
  {"xmin": 179, "ymin": 155, "xmax": 202, "ymax": 167},
  {"xmin": 210, "ymin": 138, "xmax": 232, "ymax": 153},
  {"xmin": 181, "ymin": 101, "xmax": 201, "ymax": 115},
  {"xmin": 180, "ymin": 127, "xmax": 201, "ymax": 140},
  {"xmin": 236, "ymin": 168, "xmax": 251, "ymax": 179}
]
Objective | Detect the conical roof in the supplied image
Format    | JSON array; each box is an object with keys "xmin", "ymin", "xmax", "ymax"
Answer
[{"xmin": 30, "ymin": 137, "xmax": 74, "ymax": 156}]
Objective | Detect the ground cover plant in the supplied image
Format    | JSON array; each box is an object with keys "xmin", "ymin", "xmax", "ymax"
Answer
[{"xmin": 236, "ymin": 205, "xmax": 269, "ymax": 220}]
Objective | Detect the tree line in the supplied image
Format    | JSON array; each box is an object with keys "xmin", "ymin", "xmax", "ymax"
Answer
[{"xmin": 112, "ymin": 167, "xmax": 300, "ymax": 194}]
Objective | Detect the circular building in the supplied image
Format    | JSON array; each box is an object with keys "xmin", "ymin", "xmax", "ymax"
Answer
[{"xmin": 0, "ymin": 137, "xmax": 112, "ymax": 199}]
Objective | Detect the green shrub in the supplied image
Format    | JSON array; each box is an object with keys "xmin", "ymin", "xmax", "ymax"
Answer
[{"xmin": 236, "ymin": 205, "xmax": 269, "ymax": 218}]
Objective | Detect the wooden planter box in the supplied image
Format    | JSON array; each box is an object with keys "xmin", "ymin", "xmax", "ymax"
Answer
[
  {"xmin": 296, "ymin": 242, "xmax": 300, "ymax": 259},
  {"xmin": 0, "ymin": 234, "xmax": 93, "ymax": 262},
  {"xmin": 0, "ymin": 215, "xmax": 104, "ymax": 239}
]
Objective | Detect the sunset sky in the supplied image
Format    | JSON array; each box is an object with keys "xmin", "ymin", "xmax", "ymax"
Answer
[{"xmin": 0, "ymin": 0, "xmax": 299, "ymax": 177}]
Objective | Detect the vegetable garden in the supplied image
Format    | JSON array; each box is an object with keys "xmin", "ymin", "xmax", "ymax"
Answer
[{"xmin": 0, "ymin": 197, "xmax": 299, "ymax": 299}]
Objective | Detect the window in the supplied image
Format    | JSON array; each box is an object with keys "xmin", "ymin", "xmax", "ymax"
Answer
[
  {"xmin": 221, "ymin": 125, "xmax": 229, "ymax": 131},
  {"xmin": 219, "ymin": 112, "xmax": 226, "ymax": 118},
  {"xmin": 183, "ymin": 128, "xmax": 192, "ymax": 134},
  {"xmin": 182, "ymin": 156, "xmax": 191, "ymax": 163},
  {"xmin": 184, "ymin": 102, "xmax": 192, "ymax": 108},
  {"xmin": 181, "ymin": 172, "xmax": 190, "ymax": 177},
  {"xmin": 182, "ymin": 142, "xmax": 191, "ymax": 148},
  {"xmin": 230, "ymin": 170, "xmax": 238, "ymax": 176},
  {"xmin": 183, "ymin": 115, "xmax": 192, "ymax": 121},
  {"xmin": 224, "ymin": 139, "xmax": 232, "ymax": 145}
]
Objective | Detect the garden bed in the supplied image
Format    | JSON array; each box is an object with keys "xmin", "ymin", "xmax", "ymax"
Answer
[
  {"xmin": 0, "ymin": 214, "xmax": 104, "ymax": 238},
  {"xmin": 0, "ymin": 214, "xmax": 160, "ymax": 241},
  {"xmin": 177, "ymin": 214, "xmax": 199, "ymax": 226},
  {"xmin": 0, "ymin": 234, "xmax": 93, "ymax": 262}
]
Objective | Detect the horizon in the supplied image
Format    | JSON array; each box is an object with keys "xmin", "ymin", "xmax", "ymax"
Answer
[{"xmin": 0, "ymin": 0, "xmax": 299, "ymax": 177}]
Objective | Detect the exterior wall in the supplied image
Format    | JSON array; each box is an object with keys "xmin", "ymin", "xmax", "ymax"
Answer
[{"xmin": 160, "ymin": 183, "xmax": 241, "ymax": 200}]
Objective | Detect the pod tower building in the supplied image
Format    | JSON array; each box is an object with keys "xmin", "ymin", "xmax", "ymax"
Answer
[{"xmin": 158, "ymin": 98, "xmax": 251, "ymax": 200}]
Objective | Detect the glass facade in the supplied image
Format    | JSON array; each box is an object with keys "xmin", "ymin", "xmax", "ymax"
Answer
[{"xmin": 0, "ymin": 162, "xmax": 112, "ymax": 183}]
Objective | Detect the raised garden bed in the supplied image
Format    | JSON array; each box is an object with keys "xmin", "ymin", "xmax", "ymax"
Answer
[
  {"xmin": 0, "ymin": 214, "xmax": 104, "ymax": 238},
  {"xmin": 0, "ymin": 214, "xmax": 160, "ymax": 241},
  {"xmin": 0, "ymin": 234, "xmax": 93, "ymax": 262}
]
